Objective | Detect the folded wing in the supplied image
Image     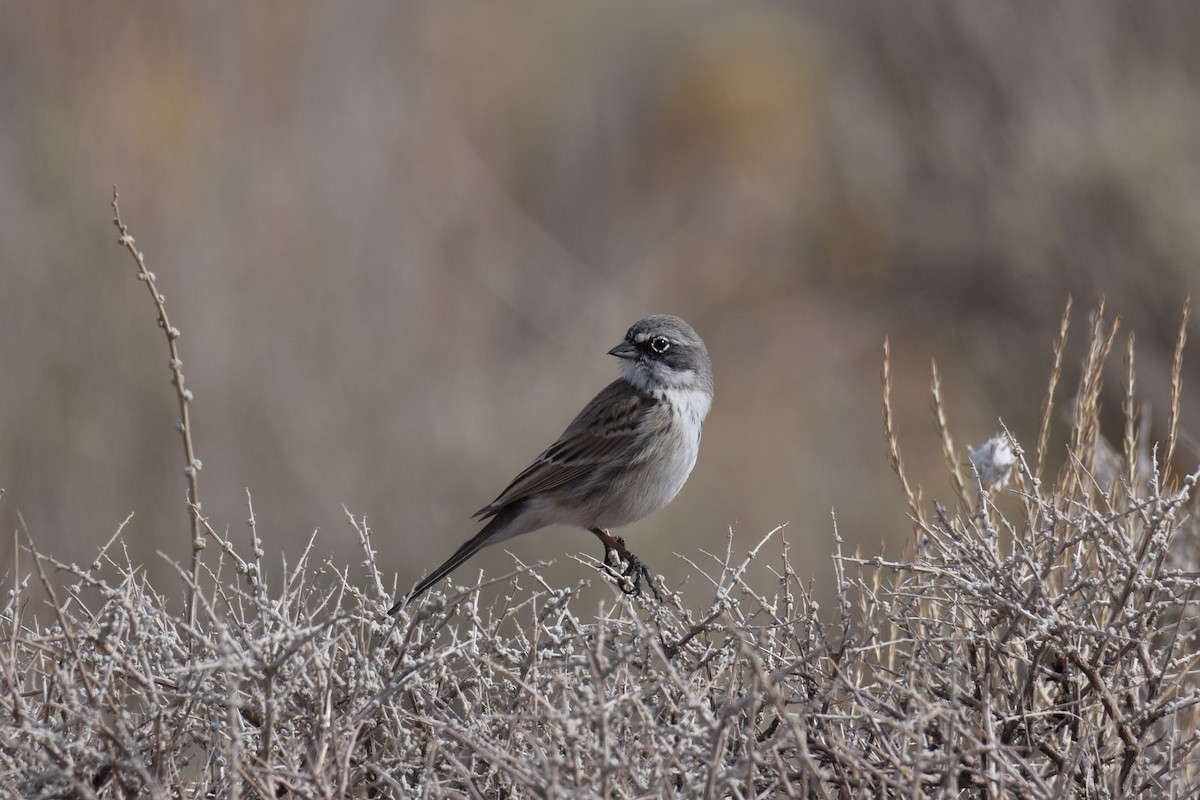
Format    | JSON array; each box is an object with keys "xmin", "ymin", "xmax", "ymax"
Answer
[{"xmin": 473, "ymin": 380, "xmax": 656, "ymax": 519}]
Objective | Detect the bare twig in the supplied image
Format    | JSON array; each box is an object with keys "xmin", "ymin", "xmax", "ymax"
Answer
[
  {"xmin": 111, "ymin": 187, "xmax": 203, "ymax": 627},
  {"xmin": 1036, "ymin": 296, "xmax": 1071, "ymax": 483},
  {"xmin": 1163, "ymin": 296, "xmax": 1190, "ymax": 483},
  {"xmin": 882, "ymin": 337, "xmax": 925, "ymax": 531}
]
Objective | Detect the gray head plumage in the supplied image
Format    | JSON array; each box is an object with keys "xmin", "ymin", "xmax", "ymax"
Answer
[{"xmin": 608, "ymin": 315, "xmax": 714, "ymax": 396}]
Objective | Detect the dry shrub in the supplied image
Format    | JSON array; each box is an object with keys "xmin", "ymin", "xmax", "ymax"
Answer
[{"xmin": 3, "ymin": 210, "xmax": 1200, "ymax": 797}]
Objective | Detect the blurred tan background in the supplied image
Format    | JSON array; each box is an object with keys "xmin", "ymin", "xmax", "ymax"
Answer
[{"xmin": 3, "ymin": 3, "xmax": 1200, "ymax": 608}]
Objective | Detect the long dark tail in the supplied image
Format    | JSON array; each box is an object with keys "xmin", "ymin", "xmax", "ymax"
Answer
[{"xmin": 388, "ymin": 505, "xmax": 521, "ymax": 614}]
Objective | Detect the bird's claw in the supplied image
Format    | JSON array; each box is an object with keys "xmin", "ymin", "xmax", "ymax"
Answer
[{"xmin": 602, "ymin": 536, "xmax": 663, "ymax": 602}]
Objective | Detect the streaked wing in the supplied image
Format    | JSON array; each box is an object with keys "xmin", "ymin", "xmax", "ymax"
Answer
[{"xmin": 473, "ymin": 379, "xmax": 656, "ymax": 519}]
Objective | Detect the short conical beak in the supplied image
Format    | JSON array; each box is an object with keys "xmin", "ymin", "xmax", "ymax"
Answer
[{"xmin": 608, "ymin": 341, "xmax": 638, "ymax": 360}]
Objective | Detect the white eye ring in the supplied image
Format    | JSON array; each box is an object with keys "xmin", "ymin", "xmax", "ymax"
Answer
[{"xmin": 649, "ymin": 336, "xmax": 671, "ymax": 354}]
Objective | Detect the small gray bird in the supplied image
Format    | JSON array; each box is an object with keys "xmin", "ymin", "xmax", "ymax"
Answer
[{"xmin": 391, "ymin": 315, "xmax": 713, "ymax": 612}]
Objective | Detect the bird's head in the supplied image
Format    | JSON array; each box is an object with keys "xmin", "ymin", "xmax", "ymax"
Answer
[{"xmin": 609, "ymin": 315, "xmax": 713, "ymax": 397}]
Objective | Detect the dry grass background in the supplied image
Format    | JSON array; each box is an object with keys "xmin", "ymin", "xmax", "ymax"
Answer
[{"xmin": 4, "ymin": 4, "xmax": 1200, "ymax": 619}]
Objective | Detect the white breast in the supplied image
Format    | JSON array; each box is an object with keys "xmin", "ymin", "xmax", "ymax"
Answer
[{"xmin": 588, "ymin": 385, "xmax": 710, "ymax": 529}]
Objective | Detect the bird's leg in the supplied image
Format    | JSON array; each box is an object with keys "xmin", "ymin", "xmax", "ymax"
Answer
[{"xmin": 588, "ymin": 528, "xmax": 663, "ymax": 602}]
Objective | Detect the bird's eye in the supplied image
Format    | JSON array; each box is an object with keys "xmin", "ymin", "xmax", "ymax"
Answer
[{"xmin": 649, "ymin": 336, "xmax": 671, "ymax": 354}]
